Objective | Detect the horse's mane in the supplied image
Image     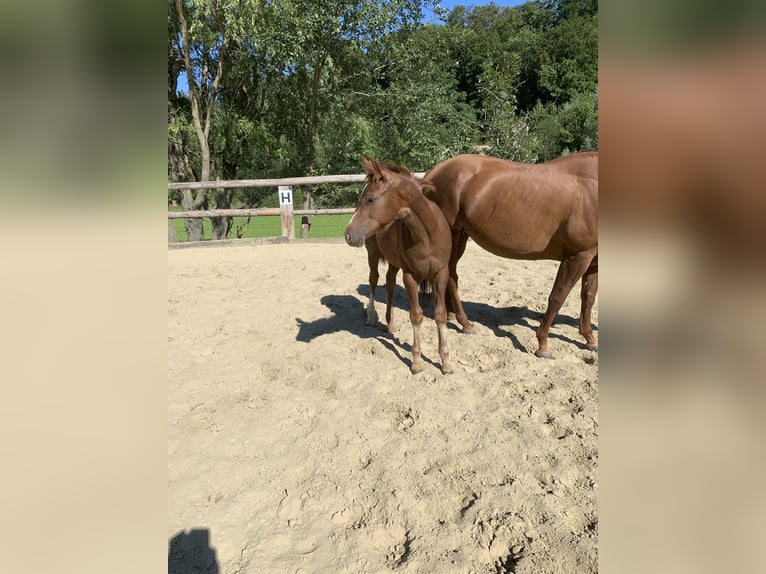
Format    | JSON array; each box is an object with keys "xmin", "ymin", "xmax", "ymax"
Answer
[
  {"xmin": 365, "ymin": 161, "xmax": 421, "ymax": 183},
  {"xmin": 379, "ymin": 162, "xmax": 412, "ymax": 176}
]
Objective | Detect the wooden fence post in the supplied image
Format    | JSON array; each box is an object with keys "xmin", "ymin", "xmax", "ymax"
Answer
[
  {"xmin": 300, "ymin": 216, "xmax": 311, "ymax": 238},
  {"xmin": 278, "ymin": 186, "xmax": 294, "ymax": 239}
]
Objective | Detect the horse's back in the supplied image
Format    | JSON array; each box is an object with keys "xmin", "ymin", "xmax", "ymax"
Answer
[
  {"xmin": 424, "ymin": 152, "xmax": 598, "ymax": 259},
  {"xmin": 550, "ymin": 151, "xmax": 598, "ymax": 189},
  {"xmin": 429, "ymin": 151, "xmax": 597, "ymax": 182}
]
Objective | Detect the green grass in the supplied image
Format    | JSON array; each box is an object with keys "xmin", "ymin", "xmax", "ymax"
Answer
[{"xmin": 170, "ymin": 211, "xmax": 352, "ymax": 242}]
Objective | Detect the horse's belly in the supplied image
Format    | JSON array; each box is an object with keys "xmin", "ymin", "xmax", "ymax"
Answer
[{"xmin": 463, "ymin": 224, "xmax": 561, "ymax": 261}]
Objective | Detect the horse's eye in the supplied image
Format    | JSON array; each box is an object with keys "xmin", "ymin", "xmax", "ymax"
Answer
[{"xmin": 366, "ymin": 197, "xmax": 375, "ymax": 204}]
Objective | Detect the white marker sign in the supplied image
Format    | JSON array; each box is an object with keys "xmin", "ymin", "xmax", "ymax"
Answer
[{"xmin": 278, "ymin": 185, "xmax": 293, "ymax": 206}]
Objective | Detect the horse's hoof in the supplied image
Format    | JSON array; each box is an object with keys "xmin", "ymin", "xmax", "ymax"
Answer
[
  {"xmin": 441, "ymin": 362, "xmax": 455, "ymax": 375},
  {"xmin": 535, "ymin": 350, "xmax": 554, "ymax": 359},
  {"xmin": 410, "ymin": 361, "xmax": 425, "ymax": 374},
  {"xmin": 461, "ymin": 327, "xmax": 476, "ymax": 335},
  {"xmin": 585, "ymin": 344, "xmax": 598, "ymax": 352}
]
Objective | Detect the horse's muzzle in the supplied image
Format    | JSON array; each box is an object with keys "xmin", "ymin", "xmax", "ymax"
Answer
[{"xmin": 345, "ymin": 230, "xmax": 364, "ymax": 247}]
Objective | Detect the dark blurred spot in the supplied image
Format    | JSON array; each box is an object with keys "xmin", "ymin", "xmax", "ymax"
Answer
[{"xmin": 168, "ymin": 528, "xmax": 219, "ymax": 574}]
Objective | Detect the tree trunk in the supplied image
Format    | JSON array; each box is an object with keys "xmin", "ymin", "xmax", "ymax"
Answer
[
  {"xmin": 302, "ymin": 184, "xmax": 314, "ymax": 211},
  {"xmin": 210, "ymin": 187, "xmax": 233, "ymax": 240},
  {"xmin": 182, "ymin": 189, "xmax": 205, "ymax": 241},
  {"xmin": 168, "ymin": 118, "xmax": 202, "ymax": 242},
  {"xmin": 173, "ymin": 0, "xmax": 225, "ymax": 243},
  {"xmin": 302, "ymin": 50, "xmax": 324, "ymax": 211}
]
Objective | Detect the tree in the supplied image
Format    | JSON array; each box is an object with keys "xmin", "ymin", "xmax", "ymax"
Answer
[
  {"xmin": 529, "ymin": 90, "xmax": 597, "ymax": 160},
  {"xmin": 354, "ymin": 22, "xmax": 481, "ymax": 169},
  {"xmin": 171, "ymin": 0, "xmax": 250, "ymax": 240},
  {"xmin": 271, "ymin": 0, "xmax": 431, "ymax": 208},
  {"xmin": 170, "ymin": 0, "xmax": 223, "ymax": 240},
  {"xmin": 442, "ymin": 3, "xmax": 544, "ymax": 160},
  {"xmin": 516, "ymin": 0, "xmax": 598, "ymax": 110}
]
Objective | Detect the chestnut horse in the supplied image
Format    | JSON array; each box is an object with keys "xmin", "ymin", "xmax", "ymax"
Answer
[
  {"xmin": 422, "ymin": 152, "xmax": 598, "ymax": 358},
  {"xmin": 345, "ymin": 157, "xmax": 470, "ymax": 374},
  {"xmin": 362, "ymin": 224, "xmax": 447, "ymax": 335}
]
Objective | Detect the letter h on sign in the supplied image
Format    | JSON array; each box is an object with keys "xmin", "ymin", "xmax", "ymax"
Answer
[{"xmin": 278, "ymin": 186, "xmax": 293, "ymax": 206}]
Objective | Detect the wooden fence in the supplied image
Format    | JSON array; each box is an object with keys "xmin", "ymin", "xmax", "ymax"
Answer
[{"xmin": 168, "ymin": 172, "xmax": 425, "ymax": 242}]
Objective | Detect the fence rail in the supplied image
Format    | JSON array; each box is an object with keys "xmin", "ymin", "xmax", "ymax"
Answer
[
  {"xmin": 167, "ymin": 208, "xmax": 355, "ymax": 219},
  {"xmin": 167, "ymin": 172, "xmax": 425, "ymax": 191},
  {"xmin": 168, "ymin": 172, "xmax": 424, "ymax": 242}
]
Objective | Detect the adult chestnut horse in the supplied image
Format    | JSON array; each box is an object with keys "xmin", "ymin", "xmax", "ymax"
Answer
[
  {"xmin": 345, "ymin": 157, "xmax": 471, "ymax": 374},
  {"xmin": 422, "ymin": 152, "xmax": 598, "ymax": 358}
]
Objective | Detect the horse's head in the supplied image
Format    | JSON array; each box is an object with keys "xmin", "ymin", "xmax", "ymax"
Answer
[{"xmin": 344, "ymin": 156, "xmax": 418, "ymax": 247}]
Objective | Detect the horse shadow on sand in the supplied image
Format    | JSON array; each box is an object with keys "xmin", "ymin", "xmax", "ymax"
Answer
[
  {"xmin": 295, "ymin": 285, "xmax": 597, "ymax": 367},
  {"xmin": 458, "ymin": 300, "xmax": 598, "ymax": 354},
  {"xmin": 295, "ymin": 284, "xmax": 445, "ymax": 372}
]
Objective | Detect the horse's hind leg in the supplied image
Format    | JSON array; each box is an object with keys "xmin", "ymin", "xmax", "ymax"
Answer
[
  {"xmin": 447, "ymin": 229, "xmax": 470, "ymax": 327},
  {"xmin": 434, "ymin": 270, "xmax": 455, "ymax": 374},
  {"xmin": 402, "ymin": 273, "xmax": 425, "ymax": 373},
  {"xmin": 447, "ymin": 275, "xmax": 473, "ymax": 333},
  {"xmin": 366, "ymin": 244, "xmax": 380, "ymax": 326},
  {"xmin": 579, "ymin": 256, "xmax": 598, "ymax": 350},
  {"xmin": 536, "ymin": 249, "xmax": 597, "ymax": 358},
  {"xmin": 384, "ymin": 264, "xmax": 399, "ymax": 333}
]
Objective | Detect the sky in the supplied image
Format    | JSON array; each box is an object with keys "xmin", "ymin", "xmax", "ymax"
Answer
[
  {"xmin": 425, "ymin": 0, "xmax": 528, "ymax": 23},
  {"xmin": 434, "ymin": 0, "xmax": 527, "ymax": 9}
]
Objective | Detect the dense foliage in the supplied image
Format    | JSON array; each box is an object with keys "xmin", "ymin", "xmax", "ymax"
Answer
[{"xmin": 169, "ymin": 0, "xmax": 597, "ymax": 215}]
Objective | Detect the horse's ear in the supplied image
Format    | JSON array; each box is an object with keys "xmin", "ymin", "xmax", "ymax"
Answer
[{"xmin": 361, "ymin": 156, "xmax": 385, "ymax": 179}]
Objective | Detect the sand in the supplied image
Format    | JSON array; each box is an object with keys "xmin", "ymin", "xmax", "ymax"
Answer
[{"xmin": 168, "ymin": 238, "xmax": 598, "ymax": 573}]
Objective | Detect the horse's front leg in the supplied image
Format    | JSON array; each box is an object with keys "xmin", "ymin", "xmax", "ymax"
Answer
[
  {"xmin": 365, "ymin": 244, "xmax": 380, "ymax": 326},
  {"xmin": 434, "ymin": 269, "xmax": 454, "ymax": 374},
  {"xmin": 384, "ymin": 264, "xmax": 399, "ymax": 333},
  {"xmin": 402, "ymin": 273, "xmax": 425, "ymax": 373}
]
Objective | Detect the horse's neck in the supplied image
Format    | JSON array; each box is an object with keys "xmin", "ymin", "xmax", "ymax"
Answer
[{"xmin": 399, "ymin": 184, "xmax": 438, "ymax": 245}]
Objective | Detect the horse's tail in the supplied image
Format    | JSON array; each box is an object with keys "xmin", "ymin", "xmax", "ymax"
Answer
[{"xmin": 418, "ymin": 279, "xmax": 433, "ymax": 308}]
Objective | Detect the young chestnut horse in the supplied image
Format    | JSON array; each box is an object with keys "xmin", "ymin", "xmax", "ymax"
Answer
[
  {"xmin": 345, "ymin": 157, "xmax": 470, "ymax": 374},
  {"xmin": 363, "ymin": 231, "xmax": 452, "ymax": 335},
  {"xmin": 422, "ymin": 152, "xmax": 598, "ymax": 358}
]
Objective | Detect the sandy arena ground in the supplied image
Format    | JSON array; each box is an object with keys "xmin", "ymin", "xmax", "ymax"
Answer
[{"xmin": 168, "ymin": 238, "xmax": 598, "ymax": 573}]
